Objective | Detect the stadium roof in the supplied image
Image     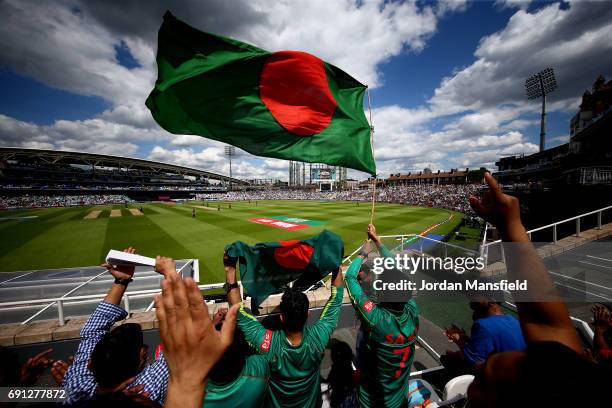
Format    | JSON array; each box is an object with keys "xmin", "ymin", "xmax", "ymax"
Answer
[{"xmin": 0, "ymin": 147, "xmax": 247, "ymax": 184}]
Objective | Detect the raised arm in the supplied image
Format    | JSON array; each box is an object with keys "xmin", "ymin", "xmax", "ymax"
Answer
[
  {"xmin": 224, "ymin": 253, "xmax": 271, "ymax": 354},
  {"xmin": 64, "ymin": 247, "xmax": 137, "ymax": 403},
  {"xmin": 345, "ymin": 236, "xmax": 382, "ymax": 330},
  {"xmin": 469, "ymin": 173, "xmax": 581, "ymax": 353},
  {"xmin": 367, "ymin": 224, "xmax": 393, "ymax": 259},
  {"xmin": 310, "ymin": 268, "xmax": 345, "ymax": 344},
  {"xmin": 156, "ymin": 276, "xmax": 238, "ymax": 408}
]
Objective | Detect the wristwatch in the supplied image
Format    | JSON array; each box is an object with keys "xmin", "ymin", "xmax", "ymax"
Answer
[
  {"xmin": 224, "ymin": 281, "xmax": 239, "ymax": 293},
  {"xmin": 114, "ymin": 277, "xmax": 133, "ymax": 286}
]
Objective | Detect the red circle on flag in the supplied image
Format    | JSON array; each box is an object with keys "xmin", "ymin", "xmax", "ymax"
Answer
[
  {"xmin": 260, "ymin": 50, "xmax": 337, "ymax": 136},
  {"xmin": 274, "ymin": 241, "xmax": 314, "ymax": 269}
]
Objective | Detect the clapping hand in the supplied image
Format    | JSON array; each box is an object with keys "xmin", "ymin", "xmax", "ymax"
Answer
[
  {"xmin": 592, "ymin": 304, "xmax": 611, "ymax": 329},
  {"xmin": 155, "ymin": 276, "xmax": 239, "ymax": 408},
  {"xmin": 51, "ymin": 356, "xmax": 73, "ymax": 385},
  {"xmin": 444, "ymin": 324, "xmax": 467, "ymax": 344},
  {"xmin": 20, "ymin": 348, "xmax": 54, "ymax": 385}
]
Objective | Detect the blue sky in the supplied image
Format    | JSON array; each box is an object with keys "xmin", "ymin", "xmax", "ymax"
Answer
[{"xmin": 0, "ymin": 0, "xmax": 610, "ymax": 180}]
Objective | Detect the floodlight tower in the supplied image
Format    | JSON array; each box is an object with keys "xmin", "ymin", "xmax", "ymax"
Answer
[
  {"xmin": 224, "ymin": 145, "xmax": 236, "ymax": 190},
  {"xmin": 525, "ymin": 67, "xmax": 557, "ymax": 152}
]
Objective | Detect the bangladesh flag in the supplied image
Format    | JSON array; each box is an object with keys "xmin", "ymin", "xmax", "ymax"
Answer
[
  {"xmin": 225, "ymin": 230, "xmax": 344, "ymax": 311},
  {"xmin": 146, "ymin": 12, "xmax": 376, "ymax": 175}
]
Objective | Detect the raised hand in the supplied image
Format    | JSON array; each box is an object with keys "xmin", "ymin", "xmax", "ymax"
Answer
[
  {"xmin": 367, "ymin": 224, "xmax": 380, "ymax": 244},
  {"xmin": 223, "ymin": 252, "xmax": 238, "ymax": 268},
  {"xmin": 20, "ymin": 348, "xmax": 54, "ymax": 385},
  {"xmin": 444, "ymin": 324, "xmax": 467, "ymax": 344},
  {"xmin": 223, "ymin": 252, "xmax": 238, "ymax": 283},
  {"xmin": 212, "ymin": 307, "xmax": 228, "ymax": 326},
  {"xmin": 102, "ymin": 247, "xmax": 136, "ymax": 280},
  {"xmin": 468, "ymin": 173, "xmax": 523, "ymax": 238},
  {"xmin": 51, "ymin": 356, "xmax": 73, "ymax": 385},
  {"xmin": 155, "ymin": 276, "xmax": 239, "ymax": 408},
  {"xmin": 154, "ymin": 256, "xmax": 177, "ymax": 279},
  {"xmin": 592, "ymin": 304, "xmax": 611, "ymax": 329}
]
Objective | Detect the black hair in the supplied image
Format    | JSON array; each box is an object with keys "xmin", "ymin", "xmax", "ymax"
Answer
[
  {"xmin": 326, "ymin": 341, "xmax": 356, "ymax": 407},
  {"xmin": 499, "ymin": 341, "xmax": 612, "ymax": 407},
  {"xmin": 90, "ymin": 323, "xmax": 144, "ymax": 388},
  {"xmin": 280, "ymin": 287, "xmax": 309, "ymax": 332},
  {"xmin": 0, "ymin": 346, "xmax": 21, "ymax": 386},
  {"xmin": 208, "ymin": 323, "xmax": 248, "ymax": 384}
]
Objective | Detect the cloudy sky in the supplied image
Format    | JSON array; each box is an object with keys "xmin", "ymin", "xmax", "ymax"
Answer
[{"xmin": 0, "ymin": 0, "xmax": 610, "ymax": 180}]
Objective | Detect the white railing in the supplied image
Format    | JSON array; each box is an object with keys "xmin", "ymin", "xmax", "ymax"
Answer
[
  {"xmin": 480, "ymin": 205, "xmax": 611, "ymax": 267},
  {"xmin": 0, "ymin": 259, "xmax": 201, "ymax": 326}
]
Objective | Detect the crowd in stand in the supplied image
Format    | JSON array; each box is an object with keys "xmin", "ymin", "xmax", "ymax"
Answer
[
  {"xmin": 0, "ymin": 195, "xmax": 134, "ymax": 209},
  {"xmin": 197, "ymin": 184, "xmax": 480, "ymax": 214},
  {"xmin": 2, "ymin": 184, "xmax": 221, "ymax": 192},
  {"xmin": 0, "ymin": 174, "xmax": 610, "ymax": 407},
  {"xmin": 1, "ymin": 183, "xmax": 479, "ymax": 214}
]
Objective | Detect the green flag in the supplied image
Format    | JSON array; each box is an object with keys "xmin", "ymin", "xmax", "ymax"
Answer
[
  {"xmin": 146, "ymin": 12, "xmax": 376, "ymax": 175},
  {"xmin": 225, "ymin": 230, "xmax": 344, "ymax": 311}
]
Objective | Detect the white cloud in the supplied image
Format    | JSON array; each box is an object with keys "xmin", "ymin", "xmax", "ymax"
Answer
[
  {"xmin": 0, "ymin": 0, "xmax": 464, "ymax": 179},
  {"xmin": 245, "ymin": 0, "xmax": 440, "ymax": 87},
  {"xmin": 0, "ymin": 114, "xmax": 163, "ymax": 157},
  {"xmin": 430, "ymin": 1, "xmax": 612, "ymax": 113},
  {"xmin": 0, "ymin": 0, "xmax": 610, "ymax": 181},
  {"xmin": 147, "ymin": 146, "xmax": 288, "ymax": 179},
  {"xmin": 360, "ymin": 0, "xmax": 612, "ymax": 177},
  {"xmin": 494, "ymin": 0, "xmax": 532, "ymax": 10}
]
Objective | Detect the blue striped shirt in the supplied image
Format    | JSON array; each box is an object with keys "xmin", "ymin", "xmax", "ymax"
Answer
[{"xmin": 62, "ymin": 301, "xmax": 169, "ymax": 405}]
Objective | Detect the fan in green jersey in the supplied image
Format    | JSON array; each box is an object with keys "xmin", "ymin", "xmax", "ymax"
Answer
[
  {"xmin": 203, "ymin": 321, "xmax": 270, "ymax": 408},
  {"xmin": 346, "ymin": 224, "xmax": 419, "ymax": 408},
  {"xmin": 224, "ymin": 253, "xmax": 345, "ymax": 408}
]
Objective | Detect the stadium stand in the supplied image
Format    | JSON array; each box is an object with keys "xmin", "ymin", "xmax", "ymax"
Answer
[
  {"xmin": 0, "ymin": 147, "xmax": 245, "ymax": 204},
  {"xmin": 196, "ymin": 184, "xmax": 480, "ymax": 215}
]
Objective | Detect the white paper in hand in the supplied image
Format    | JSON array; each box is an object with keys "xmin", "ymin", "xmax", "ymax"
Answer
[{"xmin": 105, "ymin": 250, "xmax": 156, "ymax": 267}]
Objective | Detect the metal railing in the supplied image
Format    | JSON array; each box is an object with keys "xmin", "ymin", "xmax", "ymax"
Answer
[
  {"xmin": 0, "ymin": 259, "xmax": 200, "ymax": 326},
  {"xmin": 480, "ymin": 205, "xmax": 611, "ymax": 267}
]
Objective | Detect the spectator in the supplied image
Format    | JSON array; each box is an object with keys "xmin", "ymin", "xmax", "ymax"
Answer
[
  {"xmin": 203, "ymin": 322, "xmax": 270, "ymax": 407},
  {"xmin": 62, "ymin": 249, "xmax": 176, "ymax": 405},
  {"xmin": 344, "ymin": 224, "xmax": 419, "ymax": 408},
  {"xmin": 592, "ymin": 304, "xmax": 612, "ymax": 365},
  {"xmin": 195, "ymin": 183, "xmax": 481, "ymax": 215},
  {"xmin": 441, "ymin": 298, "xmax": 525, "ymax": 375},
  {"xmin": 323, "ymin": 341, "xmax": 359, "ymax": 408},
  {"xmin": 0, "ymin": 346, "xmax": 55, "ymax": 387},
  {"xmin": 0, "ymin": 194, "xmax": 133, "ymax": 209},
  {"xmin": 225, "ymin": 253, "xmax": 345, "ymax": 408},
  {"xmin": 154, "ymin": 273, "xmax": 239, "ymax": 408},
  {"xmin": 465, "ymin": 173, "xmax": 612, "ymax": 407}
]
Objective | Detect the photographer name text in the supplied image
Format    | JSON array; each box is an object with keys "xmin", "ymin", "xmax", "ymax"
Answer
[{"xmin": 373, "ymin": 279, "xmax": 528, "ymax": 292}]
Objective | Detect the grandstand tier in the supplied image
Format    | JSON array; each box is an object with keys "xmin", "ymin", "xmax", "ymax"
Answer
[{"xmin": 0, "ymin": 147, "xmax": 246, "ymax": 203}]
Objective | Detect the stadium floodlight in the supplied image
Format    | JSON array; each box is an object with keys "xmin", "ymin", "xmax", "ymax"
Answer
[
  {"xmin": 224, "ymin": 145, "xmax": 236, "ymax": 190},
  {"xmin": 525, "ymin": 67, "xmax": 557, "ymax": 152}
]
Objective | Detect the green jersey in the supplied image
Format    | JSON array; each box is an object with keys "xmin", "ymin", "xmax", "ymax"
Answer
[
  {"xmin": 346, "ymin": 245, "xmax": 419, "ymax": 408},
  {"xmin": 204, "ymin": 354, "xmax": 269, "ymax": 407},
  {"xmin": 237, "ymin": 286, "xmax": 344, "ymax": 408}
]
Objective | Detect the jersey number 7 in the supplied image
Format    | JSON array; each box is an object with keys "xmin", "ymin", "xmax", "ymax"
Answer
[{"xmin": 393, "ymin": 346, "xmax": 413, "ymax": 379}]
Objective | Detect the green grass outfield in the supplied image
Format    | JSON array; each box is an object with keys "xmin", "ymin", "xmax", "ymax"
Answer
[
  {"xmin": 1, "ymin": 201, "xmax": 487, "ymax": 328},
  {"xmin": 0, "ymin": 200, "xmax": 461, "ymax": 282}
]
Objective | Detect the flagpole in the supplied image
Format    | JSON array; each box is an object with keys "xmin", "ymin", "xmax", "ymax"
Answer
[{"xmin": 367, "ymin": 87, "xmax": 376, "ymax": 225}]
